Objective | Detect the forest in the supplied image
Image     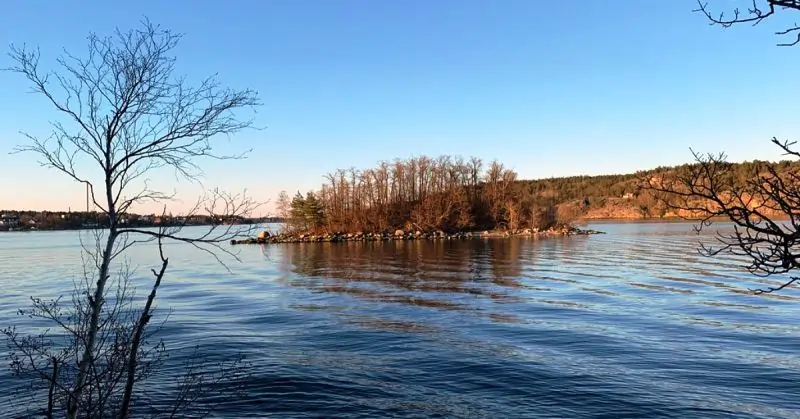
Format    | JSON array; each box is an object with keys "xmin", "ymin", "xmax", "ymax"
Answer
[{"xmin": 274, "ymin": 155, "xmax": 800, "ymax": 234}]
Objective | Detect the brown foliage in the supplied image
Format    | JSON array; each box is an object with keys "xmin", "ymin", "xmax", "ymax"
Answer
[
  {"xmin": 277, "ymin": 153, "xmax": 800, "ymax": 232},
  {"xmin": 282, "ymin": 155, "xmax": 562, "ymax": 234}
]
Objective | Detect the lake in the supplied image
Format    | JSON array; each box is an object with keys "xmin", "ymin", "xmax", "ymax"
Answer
[{"xmin": 1, "ymin": 222, "xmax": 799, "ymax": 418}]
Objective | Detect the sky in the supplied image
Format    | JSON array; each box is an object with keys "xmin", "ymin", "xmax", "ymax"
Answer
[{"xmin": 1, "ymin": 0, "xmax": 799, "ymax": 215}]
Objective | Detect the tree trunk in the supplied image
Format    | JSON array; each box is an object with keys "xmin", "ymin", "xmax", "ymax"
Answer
[{"xmin": 67, "ymin": 230, "xmax": 116, "ymax": 419}]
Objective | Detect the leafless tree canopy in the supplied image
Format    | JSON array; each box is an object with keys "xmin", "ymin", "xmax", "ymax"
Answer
[
  {"xmin": 8, "ymin": 19, "xmax": 259, "ymax": 215},
  {"xmin": 278, "ymin": 155, "xmax": 566, "ymax": 235},
  {"xmin": 695, "ymin": 0, "xmax": 800, "ymax": 46},
  {"xmin": 3, "ymin": 19, "xmax": 260, "ymax": 418},
  {"xmin": 643, "ymin": 139, "xmax": 800, "ymax": 294}
]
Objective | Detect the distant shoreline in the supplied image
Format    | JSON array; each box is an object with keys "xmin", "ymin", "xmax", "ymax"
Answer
[
  {"xmin": 0, "ymin": 215, "xmax": 781, "ymax": 234},
  {"xmin": 0, "ymin": 222, "xmax": 256, "ymax": 233},
  {"xmin": 576, "ymin": 217, "xmax": 704, "ymax": 224},
  {"xmin": 0, "ymin": 211, "xmax": 283, "ymax": 233},
  {"xmin": 576, "ymin": 215, "xmax": 789, "ymax": 224}
]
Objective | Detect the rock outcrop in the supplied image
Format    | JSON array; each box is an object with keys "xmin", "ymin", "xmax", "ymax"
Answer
[{"xmin": 230, "ymin": 225, "xmax": 604, "ymax": 245}]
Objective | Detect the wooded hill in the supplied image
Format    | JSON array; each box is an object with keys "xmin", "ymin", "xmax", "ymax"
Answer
[{"xmin": 274, "ymin": 156, "xmax": 800, "ymax": 233}]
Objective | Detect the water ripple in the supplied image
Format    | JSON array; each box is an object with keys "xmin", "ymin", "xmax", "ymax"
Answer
[{"xmin": 0, "ymin": 222, "xmax": 799, "ymax": 418}]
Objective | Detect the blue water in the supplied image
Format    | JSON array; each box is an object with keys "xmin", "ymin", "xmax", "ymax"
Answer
[{"xmin": 1, "ymin": 222, "xmax": 799, "ymax": 418}]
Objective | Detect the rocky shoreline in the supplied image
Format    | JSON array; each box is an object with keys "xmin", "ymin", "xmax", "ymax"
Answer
[{"xmin": 230, "ymin": 225, "xmax": 605, "ymax": 245}]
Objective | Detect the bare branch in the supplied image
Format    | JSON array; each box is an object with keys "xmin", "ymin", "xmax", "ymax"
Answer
[
  {"xmin": 120, "ymin": 234, "xmax": 168, "ymax": 418},
  {"xmin": 641, "ymin": 139, "xmax": 800, "ymax": 294},
  {"xmin": 3, "ymin": 18, "xmax": 262, "ymax": 418},
  {"xmin": 694, "ymin": 0, "xmax": 800, "ymax": 46}
]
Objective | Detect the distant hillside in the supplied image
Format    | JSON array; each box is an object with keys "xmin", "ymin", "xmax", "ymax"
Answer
[
  {"xmin": 280, "ymin": 154, "xmax": 800, "ymax": 235},
  {"xmin": 523, "ymin": 159, "xmax": 800, "ymax": 220}
]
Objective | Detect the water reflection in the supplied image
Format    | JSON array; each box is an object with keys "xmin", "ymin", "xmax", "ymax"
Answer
[{"xmin": 275, "ymin": 238, "xmax": 546, "ymax": 313}]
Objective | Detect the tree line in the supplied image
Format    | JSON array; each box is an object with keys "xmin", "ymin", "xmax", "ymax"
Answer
[
  {"xmin": 275, "ymin": 155, "xmax": 571, "ymax": 234},
  {"xmin": 273, "ymin": 156, "xmax": 800, "ymax": 234}
]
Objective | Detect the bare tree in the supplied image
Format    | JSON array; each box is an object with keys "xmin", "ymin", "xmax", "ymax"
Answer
[
  {"xmin": 694, "ymin": 0, "xmax": 800, "ymax": 46},
  {"xmin": 294, "ymin": 154, "xmax": 550, "ymax": 234},
  {"xmin": 643, "ymin": 143, "xmax": 800, "ymax": 295},
  {"xmin": 274, "ymin": 190, "xmax": 292, "ymax": 232},
  {"xmin": 2, "ymin": 19, "xmax": 260, "ymax": 418},
  {"xmin": 638, "ymin": 1, "xmax": 800, "ymax": 296}
]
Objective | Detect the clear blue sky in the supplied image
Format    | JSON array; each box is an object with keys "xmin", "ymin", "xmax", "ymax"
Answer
[{"xmin": 1, "ymin": 0, "xmax": 798, "ymax": 215}]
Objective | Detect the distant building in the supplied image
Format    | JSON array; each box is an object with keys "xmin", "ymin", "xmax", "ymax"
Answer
[{"xmin": 0, "ymin": 213, "xmax": 20, "ymax": 228}]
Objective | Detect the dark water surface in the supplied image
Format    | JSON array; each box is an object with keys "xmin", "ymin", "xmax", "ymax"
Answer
[{"xmin": 1, "ymin": 222, "xmax": 799, "ymax": 418}]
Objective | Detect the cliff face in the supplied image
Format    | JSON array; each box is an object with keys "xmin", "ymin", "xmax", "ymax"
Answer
[
  {"xmin": 522, "ymin": 159, "xmax": 800, "ymax": 221},
  {"xmin": 559, "ymin": 195, "xmax": 789, "ymax": 221},
  {"xmin": 561, "ymin": 198, "xmax": 645, "ymax": 220}
]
